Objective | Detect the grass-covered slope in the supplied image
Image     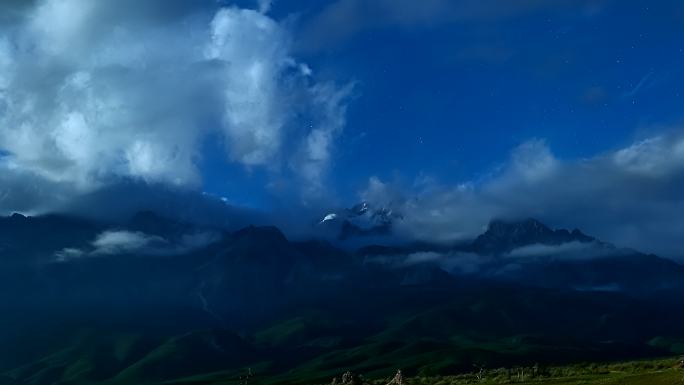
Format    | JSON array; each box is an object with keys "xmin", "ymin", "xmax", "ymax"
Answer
[
  {"xmin": 357, "ymin": 358, "xmax": 684, "ymax": 385},
  {"xmin": 153, "ymin": 357, "xmax": 684, "ymax": 385}
]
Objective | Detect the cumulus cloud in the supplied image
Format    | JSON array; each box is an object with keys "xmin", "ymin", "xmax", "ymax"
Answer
[
  {"xmin": 361, "ymin": 132, "xmax": 684, "ymax": 258},
  {"xmin": 257, "ymin": 0, "xmax": 273, "ymax": 14},
  {"xmin": 206, "ymin": 7, "xmax": 289, "ymax": 168},
  {"xmin": 0, "ymin": 0, "xmax": 351, "ymax": 214}
]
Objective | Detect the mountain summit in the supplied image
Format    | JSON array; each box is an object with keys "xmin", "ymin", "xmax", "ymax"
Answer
[
  {"xmin": 471, "ymin": 218, "xmax": 596, "ymax": 255},
  {"xmin": 317, "ymin": 202, "xmax": 403, "ymax": 240}
]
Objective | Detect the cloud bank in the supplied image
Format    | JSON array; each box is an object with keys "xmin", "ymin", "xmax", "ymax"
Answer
[
  {"xmin": 0, "ymin": 0, "xmax": 351, "ymax": 214},
  {"xmin": 361, "ymin": 133, "xmax": 684, "ymax": 258}
]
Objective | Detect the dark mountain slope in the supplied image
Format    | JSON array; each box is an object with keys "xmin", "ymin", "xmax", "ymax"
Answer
[
  {"xmin": 472, "ymin": 218, "xmax": 596, "ymax": 255},
  {"xmin": 1, "ymin": 213, "xmax": 684, "ymax": 384}
]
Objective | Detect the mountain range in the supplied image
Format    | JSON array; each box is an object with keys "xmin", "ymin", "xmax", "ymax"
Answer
[{"xmin": 1, "ymin": 210, "xmax": 684, "ymax": 384}]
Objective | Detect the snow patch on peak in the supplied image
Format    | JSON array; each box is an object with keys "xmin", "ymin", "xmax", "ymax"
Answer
[{"xmin": 319, "ymin": 213, "xmax": 338, "ymax": 224}]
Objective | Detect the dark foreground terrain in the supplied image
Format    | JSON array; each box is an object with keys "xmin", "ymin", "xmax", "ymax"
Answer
[
  {"xmin": 1, "ymin": 211, "xmax": 684, "ymax": 384},
  {"xmin": 332, "ymin": 358, "xmax": 684, "ymax": 385},
  {"xmin": 8, "ymin": 355, "xmax": 684, "ymax": 384}
]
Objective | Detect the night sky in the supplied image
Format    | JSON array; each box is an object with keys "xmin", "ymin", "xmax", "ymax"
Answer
[{"xmin": 1, "ymin": 0, "xmax": 684, "ymax": 256}]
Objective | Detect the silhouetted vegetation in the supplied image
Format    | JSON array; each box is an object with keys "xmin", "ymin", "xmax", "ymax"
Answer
[{"xmin": 322, "ymin": 358, "xmax": 683, "ymax": 385}]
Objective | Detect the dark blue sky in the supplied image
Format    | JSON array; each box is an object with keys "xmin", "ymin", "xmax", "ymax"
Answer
[{"xmin": 203, "ymin": 0, "xmax": 684, "ymax": 207}]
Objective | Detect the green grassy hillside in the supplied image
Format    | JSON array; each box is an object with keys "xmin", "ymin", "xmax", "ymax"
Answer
[
  {"xmin": 157, "ymin": 357, "xmax": 684, "ymax": 385},
  {"xmin": 1, "ymin": 327, "xmax": 682, "ymax": 385},
  {"xmin": 3, "ymin": 287, "xmax": 683, "ymax": 385},
  {"xmin": 361, "ymin": 358, "xmax": 684, "ymax": 385}
]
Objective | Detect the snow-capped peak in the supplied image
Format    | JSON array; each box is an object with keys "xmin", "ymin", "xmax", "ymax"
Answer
[
  {"xmin": 319, "ymin": 213, "xmax": 339, "ymax": 224},
  {"xmin": 315, "ymin": 202, "xmax": 404, "ymax": 240}
]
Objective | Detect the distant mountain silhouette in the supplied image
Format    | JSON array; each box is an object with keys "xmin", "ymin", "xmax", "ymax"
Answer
[{"xmin": 472, "ymin": 218, "xmax": 596, "ymax": 255}]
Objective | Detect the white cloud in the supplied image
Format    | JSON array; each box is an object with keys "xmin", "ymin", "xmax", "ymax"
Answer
[
  {"xmin": 0, "ymin": 0, "xmax": 351, "ymax": 212},
  {"xmin": 613, "ymin": 135, "xmax": 684, "ymax": 177},
  {"xmin": 56, "ymin": 229, "xmax": 220, "ymax": 260},
  {"xmin": 508, "ymin": 138, "xmax": 558, "ymax": 181},
  {"xmin": 206, "ymin": 8, "xmax": 289, "ymax": 167},
  {"xmin": 359, "ymin": 176, "xmax": 404, "ymax": 207},
  {"xmin": 55, "ymin": 247, "xmax": 85, "ymax": 262},
  {"xmin": 0, "ymin": 163, "xmax": 76, "ymax": 215},
  {"xmin": 206, "ymin": 8, "xmax": 353, "ymax": 193},
  {"xmin": 297, "ymin": 82, "xmax": 355, "ymax": 194},
  {"xmin": 91, "ymin": 230, "xmax": 167, "ymax": 255},
  {"xmin": 257, "ymin": 0, "xmax": 273, "ymax": 14},
  {"xmin": 0, "ymin": 37, "xmax": 13, "ymax": 89},
  {"xmin": 361, "ymin": 132, "xmax": 684, "ymax": 258},
  {"xmin": 27, "ymin": 0, "xmax": 97, "ymax": 58}
]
